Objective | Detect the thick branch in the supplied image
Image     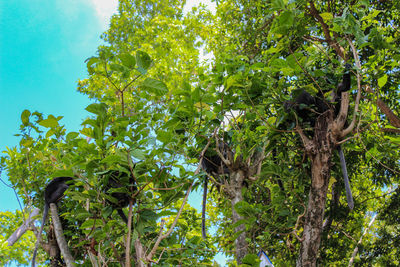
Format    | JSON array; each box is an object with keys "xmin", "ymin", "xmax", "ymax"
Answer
[
  {"xmin": 49, "ymin": 204, "xmax": 75, "ymax": 267},
  {"xmin": 7, "ymin": 208, "xmax": 39, "ymax": 246},
  {"xmin": 366, "ymin": 84, "xmax": 400, "ymax": 129},
  {"xmin": 307, "ymin": 1, "xmax": 345, "ymax": 59},
  {"xmin": 376, "ymin": 98, "xmax": 400, "ymax": 128},
  {"xmin": 135, "ymin": 238, "xmax": 146, "ymax": 267},
  {"xmin": 382, "ymin": 127, "xmax": 400, "ymax": 134},
  {"xmin": 248, "ymin": 145, "xmax": 266, "ymax": 178},
  {"xmin": 296, "ymin": 125, "xmax": 313, "ymax": 153},
  {"xmin": 334, "ymin": 92, "xmax": 350, "ymax": 133},
  {"xmin": 125, "ymin": 198, "xmax": 134, "ymax": 267},
  {"xmin": 342, "ymin": 38, "xmax": 362, "ymax": 137}
]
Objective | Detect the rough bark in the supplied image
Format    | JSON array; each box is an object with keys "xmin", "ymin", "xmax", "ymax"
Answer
[
  {"xmin": 46, "ymin": 225, "xmax": 63, "ymax": 267},
  {"xmin": 49, "ymin": 204, "xmax": 75, "ymax": 267},
  {"xmin": 226, "ymin": 170, "xmax": 248, "ymax": 264},
  {"xmin": 376, "ymin": 98, "xmax": 400, "ymax": 128},
  {"xmin": 297, "ymin": 112, "xmax": 335, "ymax": 267}
]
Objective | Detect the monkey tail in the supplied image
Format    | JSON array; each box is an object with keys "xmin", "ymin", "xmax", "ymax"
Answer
[
  {"xmin": 117, "ymin": 208, "xmax": 129, "ymax": 224},
  {"xmin": 201, "ymin": 176, "xmax": 208, "ymax": 239},
  {"xmin": 31, "ymin": 204, "xmax": 49, "ymax": 267},
  {"xmin": 338, "ymin": 145, "xmax": 354, "ymax": 210}
]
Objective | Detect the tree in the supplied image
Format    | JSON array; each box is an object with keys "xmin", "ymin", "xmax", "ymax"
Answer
[
  {"xmin": 203, "ymin": 0, "xmax": 400, "ymax": 266},
  {"xmin": 1, "ymin": 0, "xmax": 400, "ymax": 266}
]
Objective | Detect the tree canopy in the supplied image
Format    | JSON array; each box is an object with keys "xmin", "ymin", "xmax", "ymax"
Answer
[{"xmin": 1, "ymin": 0, "xmax": 400, "ymax": 266}]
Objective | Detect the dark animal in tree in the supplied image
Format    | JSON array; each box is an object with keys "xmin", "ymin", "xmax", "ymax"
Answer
[
  {"xmin": 284, "ymin": 64, "xmax": 354, "ymax": 209},
  {"xmin": 31, "ymin": 176, "xmax": 73, "ymax": 267},
  {"xmin": 102, "ymin": 170, "xmax": 137, "ymax": 224},
  {"xmin": 200, "ymin": 141, "xmax": 231, "ymax": 238}
]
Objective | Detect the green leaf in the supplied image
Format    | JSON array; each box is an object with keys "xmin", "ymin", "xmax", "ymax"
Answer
[
  {"xmin": 378, "ymin": 74, "xmax": 388, "ymax": 88},
  {"xmin": 279, "ymin": 10, "xmax": 294, "ymax": 26},
  {"xmin": 118, "ymin": 53, "xmax": 136, "ymax": 69},
  {"xmin": 45, "ymin": 129, "xmax": 55, "ymax": 138},
  {"xmin": 320, "ymin": 12, "xmax": 333, "ymax": 22},
  {"xmin": 136, "ymin": 50, "xmax": 151, "ymax": 74},
  {"xmin": 140, "ymin": 210, "xmax": 158, "ymax": 221},
  {"xmin": 80, "ymin": 128, "xmax": 94, "ymax": 138},
  {"xmin": 51, "ymin": 169, "xmax": 74, "ymax": 178},
  {"xmin": 242, "ymin": 253, "xmax": 261, "ymax": 266},
  {"xmin": 156, "ymin": 130, "xmax": 173, "ymax": 144},
  {"xmin": 100, "ymin": 154, "xmax": 123, "ymax": 165},
  {"xmin": 234, "ymin": 200, "xmax": 254, "ymax": 217},
  {"xmin": 20, "ymin": 138, "xmax": 33, "ymax": 147},
  {"xmin": 80, "ymin": 219, "xmax": 103, "ymax": 229},
  {"xmin": 39, "ymin": 117, "xmax": 59, "ymax": 128},
  {"xmin": 69, "ymin": 191, "xmax": 89, "ymax": 202},
  {"xmin": 85, "ymin": 56, "xmax": 100, "ymax": 68},
  {"xmin": 109, "ymin": 63, "xmax": 126, "ymax": 73},
  {"xmin": 85, "ymin": 103, "xmax": 108, "ymax": 115},
  {"xmin": 21, "ymin": 110, "xmax": 31, "ymax": 126},
  {"xmin": 361, "ymin": 10, "xmax": 381, "ymax": 21},
  {"xmin": 141, "ymin": 78, "xmax": 168, "ymax": 96},
  {"xmin": 66, "ymin": 132, "xmax": 79, "ymax": 141},
  {"xmin": 271, "ymin": 0, "xmax": 285, "ymax": 9},
  {"xmin": 130, "ymin": 149, "xmax": 146, "ymax": 160}
]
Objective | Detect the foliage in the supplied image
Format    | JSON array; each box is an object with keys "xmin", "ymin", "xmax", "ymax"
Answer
[
  {"xmin": 1, "ymin": 0, "xmax": 400, "ymax": 266},
  {"xmin": 0, "ymin": 210, "xmax": 36, "ymax": 266}
]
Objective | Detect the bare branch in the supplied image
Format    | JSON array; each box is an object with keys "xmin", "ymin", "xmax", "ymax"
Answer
[
  {"xmin": 7, "ymin": 208, "xmax": 39, "ymax": 246},
  {"xmin": 348, "ymin": 214, "xmax": 377, "ymax": 266},
  {"xmin": 49, "ymin": 204, "xmax": 75, "ymax": 267},
  {"xmin": 145, "ymin": 182, "xmax": 194, "ymax": 262},
  {"xmin": 143, "ymin": 133, "xmax": 216, "ymax": 262},
  {"xmin": 342, "ymin": 38, "xmax": 362, "ymax": 137},
  {"xmin": 334, "ymin": 91, "xmax": 350, "ymax": 133},
  {"xmin": 296, "ymin": 125, "xmax": 313, "ymax": 152},
  {"xmin": 214, "ymin": 138, "xmax": 231, "ymax": 166},
  {"xmin": 366, "ymin": 85, "xmax": 400, "ymax": 128},
  {"xmin": 307, "ymin": 1, "xmax": 346, "ymax": 59}
]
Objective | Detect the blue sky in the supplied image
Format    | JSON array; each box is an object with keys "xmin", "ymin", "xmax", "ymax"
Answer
[
  {"xmin": 0, "ymin": 0, "xmax": 227, "ymax": 265},
  {"xmin": 0, "ymin": 0, "xmax": 119, "ymax": 211}
]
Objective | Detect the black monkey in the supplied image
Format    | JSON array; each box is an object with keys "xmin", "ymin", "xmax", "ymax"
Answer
[
  {"xmin": 200, "ymin": 141, "xmax": 231, "ymax": 239},
  {"xmin": 31, "ymin": 176, "xmax": 73, "ymax": 267},
  {"xmin": 284, "ymin": 90, "xmax": 329, "ymax": 127},
  {"xmin": 284, "ymin": 64, "xmax": 352, "ymax": 126},
  {"xmin": 284, "ymin": 65, "xmax": 354, "ymax": 209},
  {"xmin": 102, "ymin": 170, "xmax": 137, "ymax": 224}
]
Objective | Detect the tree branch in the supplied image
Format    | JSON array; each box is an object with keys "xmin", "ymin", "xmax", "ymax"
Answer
[
  {"xmin": 7, "ymin": 208, "xmax": 39, "ymax": 246},
  {"xmin": 342, "ymin": 38, "xmax": 362, "ymax": 137},
  {"xmin": 49, "ymin": 204, "xmax": 75, "ymax": 267},
  {"xmin": 143, "ymin": 133, "xmax": 216, "ymax": 263},
  {"xmin": 125, "ymin": 198, "xmax": 134, "ymax": 267},
  {"xmin": 334, "ymin": 91, "xmax": 350, "ymax": 134},
  {"xmin": 145, "ymin": 182, "xmax": 193, "ymax": 262},
  {"xmin": 307, "ymin": 1, "xmax": 345, "ymax": 59},
  {"xmin": 365, "ymin": 85, "xmax": 400, "ymax": 128},
  {"xmin": 348, "ymin": 214, "xmax": 377, "ymax": 266}
]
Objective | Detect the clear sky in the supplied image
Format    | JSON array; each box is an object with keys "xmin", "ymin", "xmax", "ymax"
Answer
[
  {"xmin": 0, "ymin": 0, "xmax": 118, "ymax": 211},
  {"xmin": 0, "ymin": 0, "xmax": 226, "ymax": 265}
]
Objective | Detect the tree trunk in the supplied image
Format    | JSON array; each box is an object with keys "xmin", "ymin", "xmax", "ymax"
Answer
[
  {"xmin": 47, "ymin": 225, "xmax": 63, "ymax": 267},
  {"xmin": 228, "ymin": 170, "xmax": 248, "ymax": 264},
  {"xmin": 135, "ymin": 238, "xmax": 146, "ymax": 267},
  {"xmin": 296, "ymin": 153, "xmax": 331, "ymax": 267},
  {"xmin": 297, "ymin": 112, "xmax": 334, "ymax": 267}
]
